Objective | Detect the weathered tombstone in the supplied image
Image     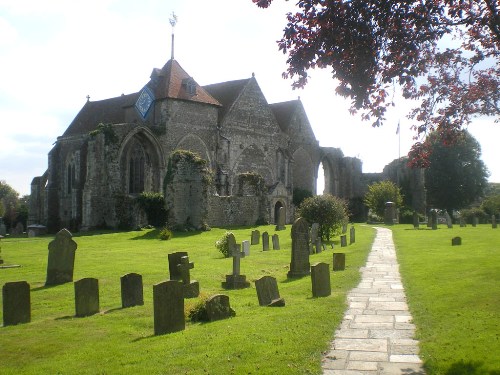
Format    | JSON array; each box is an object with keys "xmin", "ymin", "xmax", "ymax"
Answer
[
  {"xmin": 342, "ymin": 223, "xmax": 348, "ymax": 233},
  {"xmin": 45, "ymin": 228, "xmax": 77, "ymax": 286},
  {"xmin": 2, "ymin": 281, "xmax": 30, "ymax": 326},
  {"xmin": 384, "ymin": 202, "xmax": 396, "ymax": 225},
  {"xmin": 311, "ymin": 262, "xmax": 331, "ymax": 297},
  {"xmin": 262, "ymin": 232, "xmax": 269, "ymax": 251},
  {"xmin": 451, "ymin": 237, "xmax": 462, "ymax": 246},
  {"xmin": 492, "ymin": 215, "xmax": 497, "ymax": 229},
  {"xmin": 287, "ymin": 217, "xmax": 310, "ymax": 278},
  {"xmin": 444, "ymin": 211, "xmax": 453, "ymax": 228},
  {"xmin": 178, "ymin": 255, "xmax": 199, "ymax": 298},
  {"xmin": 153, "ymin": 280, "xmax": 184, "ymax": 335},
  {"xmin": 27, "ymin": 224, "xmax": 47, "ymax": 237},
  {"xmin": 460, "ymin": 217, "xmax": 466, "ymax": 227},
  {"xmin": 120, "ymin": 273, "xmax": 144, "ymax": 308},
  {"xmin": 275, "ymin": 206, "xmax": 286, "ymax": 231},
  {"xmin": 255, "ymin": 276, "xmax": 285, "ymax": 307},
  {"xmin": 74, "ymin": 278, "xmax": 99, "ymax": 317},
  {"xmin": 242, "ymin": 240, "xmax": 250, "ymax": 256},
  {"xmin": 310, "ymin": 223, "xmax": 319, "ymax": 243},
  {"xmin": 0, "ymin": 217, "xmax": 6, "ymax": 236},
  {"xmin": 251, "ymin": 230, "xmax": 260, "ymax": 245},
  {"xmin": 272, "ymin": 234, "xmax": 280, "ymax": 250},
  {"xmin": 168, "ymin": 251, "xmax": 188, "ymax": 281},
  {"xmin": 349, "ymin": 226, "xmax": 355, "ymax": 244},
  {"xmin": 340, "ymin": 235, "xmax": 347, "ymax": 247},
  {"xmin": 205, "ymin": 294, "xmax": 235, "ymax": 321},
  {"xmin": 222, "ymin": 244, "xmax": 250, "ymax": 289},
  {"xmin": 472, "ymin": 216, "xmax": 478, "ymax": 227},
  {"xmin": 431, "ymin": 210, "xmax": 438, "ymax": 230},
  {"xmin": 315, "ymin": 238, "xmax": 322, "ymax": 254},
  {"xmin": 333, "ymin": 253, "xmax": 346, "ymax": 271}
]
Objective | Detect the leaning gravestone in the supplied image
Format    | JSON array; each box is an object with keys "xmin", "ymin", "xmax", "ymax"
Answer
[
  {"xmin": 242, "ymin": 240, "xmax": 250, "ymax": 256},
  {"xmin": 311, "ymin": 262, "xmax": 331, "ymax": 297},
  {"xmin": 251, "ymin": 230, "xmax": 260, "ymax": 245},
  {"xmin": 205, "ymin": 294, "xmax": 235, "ymax": 321},
  {"xmin": 168, "ymin": 251, "xmax": 188, "ymax": 281},
  {"xmin": 272, "ymin": 234, "xmax": 280, "ymax": 250},
  {"xmin": 121, "ymin": 273, "xmax": 144, "ymax": 308},
  {"xmin": 340, "ymin": 235, "xmax": 347, "ymax": 247},
  {"xmin": 492, "ymin": 215, "xmax": 497, "ymax": 229},
  {"xmin": 45, "ymin": 228, "xmax": 77, "ymax": 286},
  {"xmin": 333, "ymin": 253, "xmax": 346, "ymax": 271},
  {"xmin": 444, "ymin": 211, "xmax": 453, "ymax": 228},
  {"xmin": 178, "ymin": 255, "xmax": 199, "ymax": 298},
  {"xmin": 222, "ymin": 244, "xmax": 250, "ymax": 289},
  {"xmin": 275, "ymin": 206, "xmax": 286, "ymax": 231},
  {"xmin": 262, "ymin": 232, "xmax": 269, "ymax": 251},
  {"xmin": 74, "ymin": 278, "xmax": 99, "ymax": 317},
  {"xmin": 451, "ymin": 237, "xmax": 462, "ymax": 246},
  {"xmin": 413, "ymin": 211, "xmax": 420, "ymax": 229},
  {"xmin": 255, "ymin": 276, "xmax": 285, "ymax": 307},
  {"xmin": 153, "ymin": 280, "xmax": 184, "ymax": 335},
  {"xmin": 2, "ymin": 281, "xmax": 31, "ymax": 326},
  {"xmin": 287, "ymin": 217, "xmax": 310, "ymax": 278},
  {"xmin": 349, "ymin": 226, "xmax": 355, "ymax": 244}
]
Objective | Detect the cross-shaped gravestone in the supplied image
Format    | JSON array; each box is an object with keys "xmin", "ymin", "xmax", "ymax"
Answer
[
  {"xmin": 177, "ymin": 256, "xmax": 199, "ymax": 298},
  {"xmin": 222, "ymin": 244, "xmax": 250, "ymax": 289},
  {"xmin": 231, "ymin": 245, "xmax": 245, "ymax": 276}
]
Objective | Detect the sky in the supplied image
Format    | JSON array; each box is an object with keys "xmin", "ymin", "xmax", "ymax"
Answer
[{"xmin": 1, "ymin": 0, "xmax": 499, "ymax": 197}]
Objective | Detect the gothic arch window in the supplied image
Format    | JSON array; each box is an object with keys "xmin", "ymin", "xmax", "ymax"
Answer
[
  {"xmin": 67, "ymin": 162, "xmax": 75, "ymax": 194},
  {"xmin": 129, "ymin": 143, "xmax": 145, "ymax": 194}
]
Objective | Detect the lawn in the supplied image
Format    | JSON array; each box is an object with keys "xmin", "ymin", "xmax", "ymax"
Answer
[
  {"xmin": 392, "ymin": 224, "xmax": 500, "ymax": 375},
  {"xmin": 0, "ymin": 224, "xmax": 374, "ymax": 375}
]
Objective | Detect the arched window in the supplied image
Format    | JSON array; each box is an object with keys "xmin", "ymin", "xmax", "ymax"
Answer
[
  {"xmin": 129, "ymin": 144, "xmax": 145, "ymax": 194},
  {"xmin": 67, "ymin": 162, "xmax": 75, "ymax": 194}
]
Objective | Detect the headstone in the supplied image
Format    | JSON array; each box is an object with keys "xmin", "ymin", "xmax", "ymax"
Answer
[
  {"xmin": 310, "ymin": 223, "xmax": 319, "ymax": 244},
  {"xmin": 222, "ymin": 244, "xmax": 250, "ymax": 289},
  {"xmin": 287, "ymin": 217, "xmax": 310, "ymax": 278},
  {"xmin": 272, "ymin": 234, "xmax": 280, "ymax": 250},
  {"xmin": 227, "ymin": 233, "xmax": 237, "ymax": 255},
  {"xmin": 251, "ymin": 230, "xmax": 260, "ymax": 245},
  {"xmin": 178, "ymin": 255, "xmax": 199, "ymax": 298},
  {"xmin": 311, "ymin": 262, "xmax": 331, "ymax": 297},
  {"xmin": 349, "ymin": 226, "xmax": 355, "ymax": 244},
  {"xmin": 431, "ymin": 210, "xmax": 438, "ymax": 230},
  {"xmin": 472, "ymin": 216, "xmax": 478, "ymax": 227},
  {"xmin": 242, "ymin": 240, "xmax": 250, "ymax": 256},
  {"xmin": 460, "ymin": 217, "xmax": 466, "ymax": 227},
  {"xmin": 384, "ymin": 202, "xmax": 396, "ymax": 225},
  {"xmin": 27, "ymin": 224, "xmax": 47, "ymax": 237},
  {"xmin": 262, "ymin": 232, "xmax": 269, "ymax": 251},
  {"xmin": 333, "ymin": 253, "xmax": 346, "ymax": 271},
  {"xmin": 413, "ymin": 211, "xmax": 420, "ymax": 229},
  {"xmin": 492, "ymin": 215, "xmax": 497, "ymax": 229},
  {"xmin": 153, "ymin": 280, "xmax": 184, "ymax": 335},
  {"xmin": 444, "ymin": 211, "xmax": 453, "ymax": 228},
  {"xmin": 120, "ymin": 273, "xmax": 144, "ymax": 308},
  {"xmin": 315, "ymin": 238, "xmax": 322, "ymax": 254},
  {"xmin": 74, "ymin": 278, "xmax": 99, "ymax": 317},
  {"xmin": 340, "ymin": 235, "xmax": 347, "ymax": 247},
  {"xmin": 451, "ymin": 237, "xmax": 462, "ymax": 246},
  {"xmin": 0, "ymin": 217, "xmax": 6, "ymax": 236},
  {"xmin": 275, "ymin": 206, "xmax": 286, "ymax": 230},
  {"xmin": 2, "ymin": 281, "xmax": 30, "ymax": 326},
  {"xmin": 45, "ymin": 228, "xmax": 77, "ymax": 286},
  {"xmin": 168, "ymin": 251, "xmax": 188, "ymax": 280},
  {"xmin": 255, "ymin": 276, "xmax": 285, "ymax": 307},
  {"xmin": 342, "ymin": 223, "xmax": 348, "ymax": 233},
  {"xmin": 205, "ymin": 294, "xmax": 235, "ymax": 321}
]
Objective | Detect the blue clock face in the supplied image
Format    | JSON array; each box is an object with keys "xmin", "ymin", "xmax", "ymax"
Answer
[{"xmin": 135, "ymin": 87, "xmax": 154, "ymax": 119}]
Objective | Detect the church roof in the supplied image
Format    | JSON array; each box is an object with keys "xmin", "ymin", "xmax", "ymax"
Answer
[
  {"xmin": 203, "ymin": 78, "xmax": 252, "ymax": 119},
  {"xmin": 270, "ymin": 100, "xmax": 301, "ymax": 132}
]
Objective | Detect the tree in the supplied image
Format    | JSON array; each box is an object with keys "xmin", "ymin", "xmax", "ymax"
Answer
[
  {"xmin": 298, "ymin": 194, "xmax": 349, "ymax": 241},
  {"xmin": 364, "ymin": 180, "xmax": 403, "ymax": 218},
  {"xmin": 253, "ymin": 1, "xmax": 500, "ymax": 164},
  {"xmin": 424, "ymin": 130, "xmax": 489, "ymax": 214}
]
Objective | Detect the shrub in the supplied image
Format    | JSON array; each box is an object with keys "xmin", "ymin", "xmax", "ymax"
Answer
[
  {"xmin": 188, "ymin": 294, "xmax": 210, "ymax": 322},
  {"xmin": 459, "ymin": 207, "xmax": 487, "ymax": 224},
  {"xmin": 292, "ymin": 187, "xmax": 313, "ymax": 207},
  {"xmin": 159, "ymin": 227, "xmax": 173, "ymax": 240},
  {"xmin": 135, "ymin": 192, "xmax": 167, "ymax": 228},
  {"xmin": 364, "ymin": 180, "xmax": 403, "ymax": 218},
  {"xmin": 215, "ymin": 231, "xmax": 234, "ymax": 258}
]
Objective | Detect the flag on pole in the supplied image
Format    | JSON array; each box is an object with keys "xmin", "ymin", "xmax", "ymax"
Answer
[{"xmin": 396, "ymin": 121, "xmax": 400, "ymax": 135}]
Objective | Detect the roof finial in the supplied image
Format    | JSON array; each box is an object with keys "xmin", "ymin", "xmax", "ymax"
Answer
[
  {"xmin": 86, "ymin": 95, "xmax": 90, "ymax": 102},
  {"xmin": 169, "ymin": 12, "xmax": 178, "ymax": 60}
]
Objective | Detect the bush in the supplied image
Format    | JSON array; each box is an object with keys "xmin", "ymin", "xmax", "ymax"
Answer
[
  {"xmin": 159, "ymin": 227, "xmax": 173, "ymax": 240},
  {"xmin": 459, "ymin": 207, "xmax": 487, "ymax": 224},
  {"xmin": 298, "ymin": 194, "xmax": 349, "ymax": 241},
  {"xmin": 293, "ymin": 187, "xmax": 313, "ymax": 207},
  {"xmin": 188, "ymin": 294, "xmax": 210, "ymax": 322},
  {"xmin": 215, "ymin": 231, "xmax": 234, "ymax": 258},
  {"xmin": 364, "ymin": 180, "xmax": 403, "ymax": 218},
  {"xmin": 135, "ymin": 192, "xmax": 167, "ymax": 227}
]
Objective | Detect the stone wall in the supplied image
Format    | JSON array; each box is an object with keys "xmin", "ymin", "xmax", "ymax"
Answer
[{"xmin": 207, "ymin": 195, "xmax": 268, "ymax": 227}]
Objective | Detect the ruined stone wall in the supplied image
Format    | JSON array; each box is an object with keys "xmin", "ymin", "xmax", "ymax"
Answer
[{"xmin": 207, "ymin": 195, "xmax": 268, "ymax": 227}]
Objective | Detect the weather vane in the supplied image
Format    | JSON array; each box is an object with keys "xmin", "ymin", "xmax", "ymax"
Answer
[{"xmin": 169, "ymin": 12, "xmax": 178, "ymax": 60}]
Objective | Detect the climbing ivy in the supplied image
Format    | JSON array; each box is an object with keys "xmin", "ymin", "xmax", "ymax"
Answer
[{"xmin": 89, "ymin": 123, "xmax": 118, "ymax": 145}]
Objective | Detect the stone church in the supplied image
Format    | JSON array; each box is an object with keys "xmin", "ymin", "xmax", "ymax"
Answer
[{"xmin": 28, "ymin": 53, "xmax": 425, "ymax": 232}]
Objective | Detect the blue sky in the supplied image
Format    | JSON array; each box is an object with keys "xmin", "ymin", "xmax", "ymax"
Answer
[{"xmin": 1, "ymin": 0, "xmax": 498, "ymax": 196}]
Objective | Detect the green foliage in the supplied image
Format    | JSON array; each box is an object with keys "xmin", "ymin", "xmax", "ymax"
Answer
[
  {"xmin": 298, "ymin": 194, "xmax": 349, "ymax": 241},
  {"xmin": 114, "ymin": 194, "xmax": 134, "ymax": 230},
  {"xmin": 135, "ymin": 192, "xmax": 167, "ymax": 228},
  {"xmin": 158, "ymin": 227, "xmax": 173, "ymax": 240},
  {"xmin": 480, "ymin": 195, "xmax": 500, "ymax": 216},
  {"xmin": 237, "ymin": 172, "xmax": 266, "ymax": 195},
  {"xmin": 164, "ymin": 150, "xmax": 210, "ymax": 186},
  {"xmin": 0, "ymin": 180, "xmax": 25, "ymax": 231},
  {"xmin": 292, "ymin": 187, "xmax": 313, "ymax": 207},
  {"xmin": 364, "ymin": 180, "xmax": 403, "ymax": 218},
  {"xmin": 459, "ymin": 207, "xmax": 488, "ymax": 224},
  {"xmin": 214, "ymin": 231, "xmax": 234, "ymax": 258},
  {"xmin": 88, "ymin": 123, "xmax": 118, "ymax": 145},
  {"xmin": 187, "ymin": 294, "xmax": 210, "ymax": 322}
]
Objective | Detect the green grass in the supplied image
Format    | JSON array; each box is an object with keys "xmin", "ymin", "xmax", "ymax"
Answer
[
  {"xmin": 392, "ymin": 224, "xmax": 500, "ymax": 375},
  {"xmin": 0, "ymin": 225, "xmax": 374, "ymax": 374}
]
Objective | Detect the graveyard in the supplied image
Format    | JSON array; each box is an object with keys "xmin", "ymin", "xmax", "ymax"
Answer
[{"xmin": 0, "ymin": 223, "xmax": 499, "ymax": 374}]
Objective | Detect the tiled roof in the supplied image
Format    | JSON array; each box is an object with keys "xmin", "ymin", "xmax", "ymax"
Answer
[{"xmin": 203, "ymin": 78, "xmax": 251, "ymax": 119}]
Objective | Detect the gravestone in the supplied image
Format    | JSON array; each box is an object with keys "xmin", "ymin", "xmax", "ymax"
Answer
[
  {"xmin": 275, "ymin": 206, "xmax": 286, "ymax": 231},
  {"xmin": 340, "ymin": 235, "xmax": 347, "ymax": 247},
  {"xmin": 178, "ymin": 255, "xmax": 199, "ymax": 298},
  {"xmin": 460, "ymin": 217, "xmax": 466, "ymax": 227},
  {"xmin": 205, "ymin": 294, "xmax": 235, "ymax": 321},
  {"xmin": 242, "ymin": 240, "xmax": 250, "ymax": 256},
  {"xmin": 342, "ymin": 223, "xmax": 348, "ymax": 233},
  {"xmin": 222, "ymin": 244, "xmax": 250, "ymax": 289},
  {"xmin": 27, "ymin": 224, "xmax": 47, "ymax": 237},
  {"xmin": 315, "ymin": 238, "xmax": 322, "ymax": 254},
  {"xmin": 74, "ymin": 278, "xmax": 99, "ymax": 317},
  {"xmin": 262, "ymin": 232, "xmax": 269, "ymax": 251},
  {"xmin": 272, "ymin": 234, "xmax": 280, "ymax": 250},
  {"xmin": 0, "ymin": 217, "xmax": 6, "ymax": 236},
  {"xmin": 2, "ymin": 281, "xmax": 30, "ymax": 326},
  {"xmin": 349, "ymin": 226, "xmax": 355, "ymax": 244},
  {"xmin": 492, "ymin": 215, "xmax": 497, "ymax": 229},
  {"xmin": 310, "ymin": 223, "xmax": 319, "ymax": 244},
  {"xmin": 444, "ymin": 211, "xmax": 453, "ymax": 228},
  {"xmin": 227, "ymin": 233, "xmax": 237, "ymax": 254},
  {"xmin": 333, "ymin": 253, "xmax": 346, "ymax": 271},
  {"xmin": 251, "ymin": 230, "xmax": 260, "ymax": 245},
  {"xmin": 451, "ymin": 237, "xmax": 462, "ymax": 246},
  {"xmin": 10, "ymin": 222, "xmax": 24, "ymax": 236},
  {"xmin": 413, "ymin": 211, "xmax": 420, "ymax": 229},
  {"xmin": 45, "ymin": 228, "xmax": 77, "ymax": 286},
  {"xmin": 255, "ymin": 276, "xmax": 285, "ymax": 307},
  {"xmin": 153, "ymin": 280, "xmax": 185, "ymax": 335},
  {"xmin": 311, "ymin": 262, "xmax": 331, "ymax": 297},
  {"xmin": 120, "ymin": 273, "xmax": 144, "ymax": 308},
  {"xmin": 384, "ymin": 202, "xmax": 396, "ymax": 225},
  {"xmin": 431, "ymin": 210, "xmax": 438, "ymax": 230},
  {"xmin": 287, "ymin": 217, "xmax": 310, "ymax": 278},
  {"xmin": 168, "ymin": 251, "xmax": 188, "ymax": 281},
  {"xmin": 472, "ymin": 216, "xmax": 478, "ymax": 227}
]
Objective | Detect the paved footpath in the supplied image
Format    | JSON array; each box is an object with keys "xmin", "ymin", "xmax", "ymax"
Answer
[{"xmin": 322, "ymin": 227, "xmax": 425, "ymax": 375}]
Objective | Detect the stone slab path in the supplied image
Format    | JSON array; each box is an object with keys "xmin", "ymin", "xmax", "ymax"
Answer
[{"xmin": 322, "ymin": 227, "xmax": 425, "ymax": 375}]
